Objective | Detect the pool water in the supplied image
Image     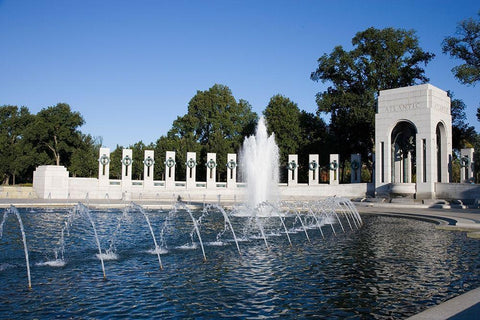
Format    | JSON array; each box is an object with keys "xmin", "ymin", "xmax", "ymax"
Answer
[{"xmin": 0, "ymin": 207, "xmax": 479, "ymax": 319}]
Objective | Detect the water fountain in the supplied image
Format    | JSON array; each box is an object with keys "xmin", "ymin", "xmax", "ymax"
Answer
[
  {"xmin": 0, "ymin": 206, "xmax": 31, "ymax": 289},
  {"xmin": 240, "ymin": 116, "xmax": 280, "ymax": 207},
  {"xmin": 9, "ymin": 119, "xmax": 480, "ymax": 318}
]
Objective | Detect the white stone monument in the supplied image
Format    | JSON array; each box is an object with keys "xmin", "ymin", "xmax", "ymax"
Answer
[
  {"xmin": 329, "ymin": 154, "xmax": 339, "ymax": 185},
  {"xmin": 98, "ymin": 147, "xmax": 110, "ymax": 185},
  {"xmin": 121, "ymin": 149, "xmax": 133, "ymax": 181},
  {"xmin": 287, "ymin": 154, "xmax": 298, "ymax": 186},
  {"xmin": 33, "ymin": 165, "xmax": 69, "ymax": 199},
  {"xmin": 206, "ymin": 153, "xmax": 217, "ymax": 189},
  {"xmin": 308, "ymin": 154, "xmax": 319, "ymax": 185},
  {"xmin": 185, "ymin": 152, "xmax": 197, "ymax": 189},
  {"xmin": 375, "ymin": 84, "xmax": 452, "ymax": 199},
  {"xmin": 165, "ymin": 151, "xmax": 176, "ymax": 188},
  {"xmin": 143, "ymin": 150, "xmax": 155, "ymax": 187},
  {"xmin": 460, "ymin": 148, "xmax": 474, "ymax": 183},
  {"xmin": 350, "ymin": 154, "xmax": 361, "ymax": 183},
  {"xmin": 226, "ymin": 153, "xmax": 237, "ymax": 188}
]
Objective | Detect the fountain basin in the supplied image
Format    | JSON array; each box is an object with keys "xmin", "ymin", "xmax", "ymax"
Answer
[{"xmin": 1, "ymin": 205, "xmax": 479, "ymax": 318}]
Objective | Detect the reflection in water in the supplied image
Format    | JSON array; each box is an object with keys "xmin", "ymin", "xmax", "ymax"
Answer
[{"xmin": 0, "ymin": 209, "xmax": 479, "ymax": 319}]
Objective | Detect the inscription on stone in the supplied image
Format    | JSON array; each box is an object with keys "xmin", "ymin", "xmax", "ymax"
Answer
[
  {"xmin": 432, "ymin": 104, "xmax": 450, "ymax": 114},
  {"xmin": 383, "ymin": 103, "xmax": 419, "ymax": 113}
]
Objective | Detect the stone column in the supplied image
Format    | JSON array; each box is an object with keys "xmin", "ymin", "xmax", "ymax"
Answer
[
  {"xmin": 165, "ymin": 151, "xmax": 176, "ymax": 188},
  {"xmin": 350, "ymin": 154, "xmax": 361, "ymax": 183},
  {"xmin": 98, "ymin": 147, "xmax": 110, "ymax": 185},
  {"xmin": 329, "ymin": 154, "xmax": 339, "ymax": 185},
  {"xmin": 460, "ymin": 148, "xmax": 475, "ymax": 183},
  {"xmin": 287, "ymin": 154, "xmax": 298, "ymax": 186},
  {"xmin": 121, "ymin": 149, "xmax": 133, "ymax": 181},
  {"xmin": 206, "ymin": 153, "xmax": 217, "ymax": 189},
  {"xmin": 308, "ymin": 154, "xmax": 319, "ymax": 185},
  {"xmin": 121, "ymin": 149, "xmax": 133, "ymax": 197},
  {"xmin": 143, "ymin": 150, "xmax": 155, "ymax": 187},
  {"xmin": 406, "ymin": 151, "xmax": 412, "ymax": 183},
  {"xmin": 371, "ymin": 153, "xmax": 375, "ymax": 183},
  {"xmin": 185, "ymin": 152, "xmax": 197, "ymax": 189},
  {"xmin": 226, "ymin": 153, "xmax": 237, "ymax": 188}
]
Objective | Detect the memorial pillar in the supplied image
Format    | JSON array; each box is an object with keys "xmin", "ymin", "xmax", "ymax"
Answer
[
  {"xmin": 226, "ymin": 153, "xmax": 237, "ymax": 188},
  {"xmin": 460, "ymin": 148, "xmax": 475, "ymax": 183},
  {"xmin": 98, "ymin": 147, "xmax": 110, "ymax": 185},
  {"xmin": 165, "ymin": 151, "xmax": 176, "ymax": 188},
  {"xmin": 143, "ymin": 150, "xmax": 155, "ymax": 188},
  {"xmin": 308, "ymin": 154, "xmax": 319, "ymax": 185},
  {"xmin": 121, "ymin": 149, "xmax": 133, "ymax": 194},
  {"xmin": 185, "ymin": 152, "xmax": 197, "ymax": 189},
  {"xmin": 329, "ymin": 154, "xmax": 339, "ymax": 185},
  {"xmin": 206, "ymin": 153, "xmax": 217, "ymax": 189},
  {"xmin": 287, "ymin": 154, "xmax": 298, "ymax": 186},
  {"xmin": 350, "ymin": 154, "xmax": 361, "ymax": 183}
]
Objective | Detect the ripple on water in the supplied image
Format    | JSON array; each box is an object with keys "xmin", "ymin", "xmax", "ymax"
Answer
[{"xmin": 36, "ymin": 259, "xmax": 66, "ymax": 267}]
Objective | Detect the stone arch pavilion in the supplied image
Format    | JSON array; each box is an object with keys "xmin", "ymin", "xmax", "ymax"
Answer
[{"xmin": 375, "ymin": 84, "xmax": 452, "ymax": 199}]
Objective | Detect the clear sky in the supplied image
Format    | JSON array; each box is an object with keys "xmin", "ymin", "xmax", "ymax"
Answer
[{"xmin": 1, "ymin": 0, "xmax": 479, "ymax": 149}]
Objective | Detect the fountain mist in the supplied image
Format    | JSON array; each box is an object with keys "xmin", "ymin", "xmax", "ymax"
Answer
[{"xmin": 240, "ymin": 116, "xmax": 280, "ymax": 208}]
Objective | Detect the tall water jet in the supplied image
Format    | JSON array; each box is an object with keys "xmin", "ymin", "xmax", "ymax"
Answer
[
  {"xmin": 240, "ymin": 116, "xmax": 280, "ymax": 208},
  {"xmin": 0, "ymin": 206, "xmax": 32, "ymax": 289}
]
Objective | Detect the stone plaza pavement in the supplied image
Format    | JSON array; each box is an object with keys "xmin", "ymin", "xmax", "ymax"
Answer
[{"xmin": 1, "ymin": 198, "xmax": 479, "ymax": 319}]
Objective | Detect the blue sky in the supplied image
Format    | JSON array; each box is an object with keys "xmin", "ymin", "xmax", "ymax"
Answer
[{"xmin": 1, "ymin": 0, "xmax": 479, "ymax": 149}]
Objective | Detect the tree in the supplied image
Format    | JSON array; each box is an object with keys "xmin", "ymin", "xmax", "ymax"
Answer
[
  {"xmin": 167, "ymin": 84, "xmax": 257, "ymax": 181},
  {"xmin": 109, "ymin": 145, "xmax": 123, "ymax": 179},
  {"xmin": 29, "ymin": 103, "xmax": 84, "ymax": 166},
  {"xmin": 69, "ymin": 134, "xmax": 102, "ymax": 178},
  {"xmin": 443, "ymin": 12, "xmax": 480, "ymax": 122},
  {"xmin": 442, "ymin": 12, "xmax": 480, "ymax": 86},
  {"xmin": 449, "ymin": 93, "xmax": 476, "ymax": 151},
  {"xmin": 311, "ymin": 27, "xmax": 434, "ymax": 173},
  {"xmin": 263, "ymin": 95, "xmax": 302, "ymax": 169},
  {"xmin": 0, "ymin": 105, "xmax": 35, "ymax": 184},
  {"xmin": 298, "ymin": 111, "xmax": 329, "ymax": 182}
]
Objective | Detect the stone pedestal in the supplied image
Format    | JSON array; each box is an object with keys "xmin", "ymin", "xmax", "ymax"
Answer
[
  {"xmin": 226, "ymin": 153, "xmax": 237, "ymax": 188},
  {"xmin": 165, "ymin": 151, "xmax": 176, "ymax": 188},
  {"xmin": 287, "ymin": 154, "xmax": 298, "ymax": 186},
  {"xmin": 186, "ymin": 152, "xmax": 197, "ymax": 189},
  {"xmin": 350, "ymin": 154, "xmax": 361, "ymax": 183},
  {"xmin": 329, "ymin": 154, "xmax": 339, "ymax": 185},
  {"xmin": 308, "ymin": 154, "xmax": 319, "ymax": 185},
  {"xmin": 206, "ymin": 153, "xmax": 217, "ymax": 189},
  {"xmin": 33, "ymin": 165, "xmax": 69, "ymax": 199}
]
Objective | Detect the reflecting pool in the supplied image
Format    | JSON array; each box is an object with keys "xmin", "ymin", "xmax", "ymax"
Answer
[{"xmin": 1, "ymin": 206, "xmax": 479, "ymax": 319}]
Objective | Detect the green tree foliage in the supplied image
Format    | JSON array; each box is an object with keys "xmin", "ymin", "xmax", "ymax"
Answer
[
  {"xmin": 69, "ymin": 134, "xmax": 102, "ymax": 178},
  {"xmin": 164, "ymin": 84, "xmax": 257, "ymax": 181},
  {"xmin": 449, "ymin": 93, "xmax": 477, "ymax": 151},
  {"xmin": 264, "ymin": 95, "xmax": 302, "ymax": 168},
  {"xmin": 0, "ymin": 105, "xmax": 37, "ymax": 184},
  {"xmin": 442, "ymin": 12, "xmax": 480, "ymax": 86},
  {"xmin": 298, "ymin": 111, "xmax": 329, "ymax": 182},
  {"xmin": 263, "ymin": 95, "xmax": 329, "ymax": 182},
  {"xmin": 28, "ymin": 103, "xmax": 85, "ymax": 166},
  {"xmin": 109, "ymin": 146, "xmax": 123, "ymax": 179},
  {"xmin": 311, "ymin": 27, "xmax": 434, "ymax": 173},
  {"xmin": 129, "ymin": 141, "xmax": 156, "ymax": 180},
  {"xmin": 442, "ymin": 12, "xmax": 480, "ymax": 122}
]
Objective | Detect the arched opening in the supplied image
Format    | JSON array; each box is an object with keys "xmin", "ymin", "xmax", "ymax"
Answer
[
  {"xmin": 436, "ymin": 122, "xmax": 447, "ymax": 183},
  {"xmin": 391, "ymin": 121, "xmax": 417, "ymax": 183}
]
